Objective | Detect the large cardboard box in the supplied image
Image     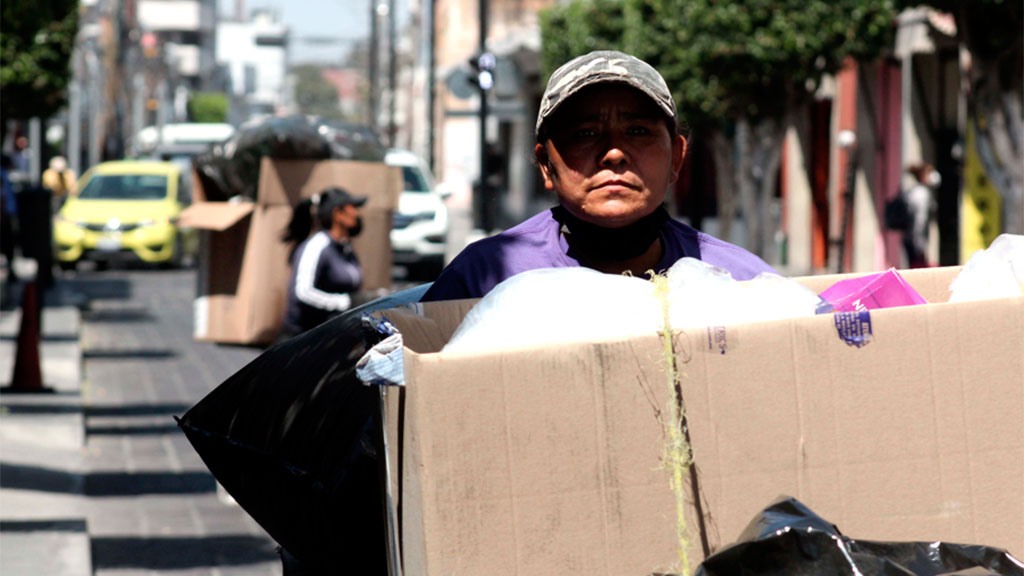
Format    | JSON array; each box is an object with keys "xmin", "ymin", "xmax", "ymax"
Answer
[
  {"xmin": 372, "ymin": 266, "xmax": 1023, "ymax": 575},
  {"xmin": 180, "ymin": 157, "xmax": 401, "ymax": 345}
]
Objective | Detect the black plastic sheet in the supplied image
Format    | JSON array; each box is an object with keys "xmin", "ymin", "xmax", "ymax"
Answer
[
  {"xmin": 176, "ymin": 285, "xmax": 428, "ymax": 573},
  {"xmin": 194, "ymin": 115, "xmax": 386, "ymax": 202},
  {"xmin": 695, "ymin": 497, "xmax": 1024, "ymax": 576}
]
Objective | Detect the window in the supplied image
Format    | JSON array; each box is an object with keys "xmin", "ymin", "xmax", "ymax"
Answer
[
  {"xmin": 402, "ymin": 166, "xmax": 430, "ymax": 193},
  {"xmin": 78, "ymin": 174, "xmax": 169, "ymax": 200},
  {"xmin": 244, "ymin": 65, "xmax": 257, "ymax": 95}
]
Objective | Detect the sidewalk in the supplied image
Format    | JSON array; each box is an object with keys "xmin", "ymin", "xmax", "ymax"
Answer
[{"xmin": 0, "ymin": 274, "xmax": 92, "ymax": 576}]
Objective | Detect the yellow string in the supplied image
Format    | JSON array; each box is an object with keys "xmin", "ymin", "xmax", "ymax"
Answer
[{"xmin": 651, "ymin": 273, "xmax": 692, "ymax": 576}]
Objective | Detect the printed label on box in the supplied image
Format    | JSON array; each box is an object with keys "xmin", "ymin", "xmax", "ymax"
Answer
[
  {"xmin": 834, "ymin": 311, "xmax": 872, "ymax": 348},
  {"xmin": 707, "ymin": 325, "xmax": 728, "ymax": 355}
]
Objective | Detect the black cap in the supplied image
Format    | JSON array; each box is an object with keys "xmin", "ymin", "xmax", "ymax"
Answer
[{"xmin": 317, "ymin": 187, "xmax": 367, "ymax": 208}]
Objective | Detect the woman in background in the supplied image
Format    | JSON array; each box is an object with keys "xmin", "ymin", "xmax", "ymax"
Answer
[
  {"xmin": 279, "ymin": 186, "xmax": 367, "ymax": 341},
  {"xmin": 903, "ymin": 163, "xmax": 939, "ymax": 268}
]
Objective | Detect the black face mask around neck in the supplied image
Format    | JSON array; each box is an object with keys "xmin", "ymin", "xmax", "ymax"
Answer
[
  {"xmin": 348, "ymin": 216, "xmax": 364, "ymax": 238},
  {"xmin": 554, "ymin": 205, "xmax": 668, "ymax": 262}
]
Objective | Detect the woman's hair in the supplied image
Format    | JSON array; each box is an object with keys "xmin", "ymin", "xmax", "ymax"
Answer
[
  {"xmin": 281, "ymin": 187, "xmax": 357, "ymax": 249},
  {"xmin": 906, "ymin": 163, "xmax": 933, "ymax": 184}
]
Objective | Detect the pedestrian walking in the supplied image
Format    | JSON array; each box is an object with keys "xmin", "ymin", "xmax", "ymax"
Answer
[
  {"xmin": 41, "ymin": 155, "xmax": 76, "ymax": 213},
  {"xmin": 902, "ymin": 162, "xmax": 939, "ymax": 268},
  {"xmin": 278, "ymin": 187, "xmax": 368, "ymax": 342},
  {"xmin": 1, "ymin": 154, "xmax": 19, "ymax": 283}
]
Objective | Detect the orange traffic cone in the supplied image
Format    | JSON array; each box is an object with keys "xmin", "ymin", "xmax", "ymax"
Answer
[{"xmin": 4, "ymin": 281, "xmax": 51, "ymax": 393}]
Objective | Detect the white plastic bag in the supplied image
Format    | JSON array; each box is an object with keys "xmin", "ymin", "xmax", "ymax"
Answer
[
  {"xmin": 664, "ymin": 258, "xmax": 821, "ymax": 329},
  {"xmin": 949, "ymin": 234, "xmax": 1024, "ymax": 302},
  {"xmin": 442, "ymin": 267, "xmax": 660, "ymax": 353},
  {"xmin": 441, "ymin": 259, "xmax": 822, "ymax": 354}
]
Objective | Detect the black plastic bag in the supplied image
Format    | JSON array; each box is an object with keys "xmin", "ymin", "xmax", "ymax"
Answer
[
  {"xmin": 695, "ymin": 497, "xmax": 1023, "ymax": 576},
  {"xmin": 176, "ymin": 285, "xmax": 428, "ymax": 573},
  {"xmin": 193, "ymin": 115, "xmax": 386, "ymax": 202},
  {"xmin": 885, "ymin": 191, "xmax": 911, "ymax": 230}
]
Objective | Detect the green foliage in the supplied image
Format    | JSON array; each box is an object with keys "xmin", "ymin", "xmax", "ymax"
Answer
[
  {"xmin": 293, "ymin": 64, "xmax": 343, "ymax": 120},
  {"xmin": 539, "ymin": 0, "xmax": 627, "ymax": 85},
  {"xmin": 0, "ymin": 0, "xmax": 79, "ymax": 123},
  {"xmin": 540, "ymin": 0, "xmax": 897, "ymax": 129},
  {"xmin": 187, "ymin": 92, "xmax": 229, "ymax": 123}
]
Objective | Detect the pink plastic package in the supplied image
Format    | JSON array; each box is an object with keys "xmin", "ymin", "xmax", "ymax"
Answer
[{"xmin": 819, "ymin": 268, "xmax": 928, "ymax": 312}]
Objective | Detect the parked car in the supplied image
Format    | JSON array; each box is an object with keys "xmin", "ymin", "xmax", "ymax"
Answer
[
  {"xmin": 54, "ymin": 160, "xmax": 194, "ymax": 270},
  {"xmin": 386, "ymin": 149, "xmax": 451, "ymax": 278}
]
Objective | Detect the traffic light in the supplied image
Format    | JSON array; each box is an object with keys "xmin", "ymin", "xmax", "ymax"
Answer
[{"xmin": 468, "ymin": 52, "xmax": 497, "ymax": 91}]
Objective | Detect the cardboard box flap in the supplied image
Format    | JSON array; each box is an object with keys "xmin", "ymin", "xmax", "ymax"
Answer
[
  {"xmin": 374, "ymin": 299, "xmax": 478, "ymax": 354},
  {"xmin": 257, "ymin": 157, "xmax": 402, "ymax": 208},
  {"xmin": 385, "ymin": 267, "xmax": 966, "ymax": 357},
  {"xmin": 179, "ymin": 201, "xmax": 255, "ymax": 231}
]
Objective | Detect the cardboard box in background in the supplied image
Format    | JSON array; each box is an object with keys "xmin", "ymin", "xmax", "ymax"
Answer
[
  {"xmin": 375, "ymin": 266, "xmax": 1023, "ymax": 575},
  {"xmin": 181, "ymin": 157, "xmax": 401, "ymax": 345}
]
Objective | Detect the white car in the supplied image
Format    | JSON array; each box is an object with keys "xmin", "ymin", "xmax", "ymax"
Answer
[{"xmin": 386, "ymin": 149, "xmax": 451, "ymax": 278}]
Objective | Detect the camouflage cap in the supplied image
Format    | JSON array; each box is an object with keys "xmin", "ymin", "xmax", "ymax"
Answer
[{"xmin": 536, "ymin": 50, "xmax": 676, "ymax": 139}]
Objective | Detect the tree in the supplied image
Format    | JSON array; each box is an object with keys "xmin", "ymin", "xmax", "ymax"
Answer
[
  {"xmin": 188, "ymin": 92, "xmax": 230, "ymax": 123},
  {"xmin": 293, "ymin": 64, "xmax": 343, "ymax": 120},
  {"xmin": 540, "ymin": 0, "xmax": 896, "ymax": 256},
  {"xmin": 897, "ymin": 0, "xmax": 1023, "ymax": 234},
  {"xmin": 0, "ymin": 0, "xmax": 79, "ymax": 141}
]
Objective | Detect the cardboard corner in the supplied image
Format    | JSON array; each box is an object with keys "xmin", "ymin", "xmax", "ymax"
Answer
[{"xmin": 179, "ymin": 202, "xmax": 255, "ymax": 231}]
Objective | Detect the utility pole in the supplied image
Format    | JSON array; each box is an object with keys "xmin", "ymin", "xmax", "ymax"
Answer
[
  {"xmin": 427, "ymin": 0, "xmax": 436, "ymax": 172},
  {"xmin": 477, "ymin": 0, "xmax": 490, "ymax": 231},
  {"xmin": 368, "ymin": 1, "xmax": 379, "ymax": 132},
  {"xmin": 68, "ymin": 70, "xmax": 82, "ymax": 177},
  {"xmin": 388, "ymin": 0, "xmax": 397, "ymax": 147}
]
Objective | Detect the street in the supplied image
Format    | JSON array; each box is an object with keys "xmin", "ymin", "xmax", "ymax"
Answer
[
  {"xmin": 1, "ymin": 253, "xmax": 431, "ymax": 576},
  {"xmin": 70, "ymin": 266, "xmax": 278, "ymax": 575}
]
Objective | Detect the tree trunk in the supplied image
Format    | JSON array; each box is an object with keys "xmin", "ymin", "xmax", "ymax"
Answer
[
  {"xmin": 736, "ymin": 119, "xmax": 760, "ymax": 255},
  {"xmin": 711, "ymin": 130, "xmax": 738, "ymax": 242},
  {"xmin": 753, "ymin": 119, "xmax": 784, "ymax": 263}
]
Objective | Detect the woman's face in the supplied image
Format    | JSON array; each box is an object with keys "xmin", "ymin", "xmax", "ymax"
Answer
[
  {"xmin": 535, "ymin": 84, "xmax": 686, "ymax": 228},
  {"xmin": 333, "ymin": 204, "xmax": 361, "ymax": 232}
]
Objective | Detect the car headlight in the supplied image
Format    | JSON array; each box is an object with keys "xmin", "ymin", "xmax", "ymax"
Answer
[
  {"xmin": 55, "ymin": 214, "xmax": 86, "ymax": 227},
  {"xmin": 139, "ymin": 217, "xmax": 177, "ymax": 227}
]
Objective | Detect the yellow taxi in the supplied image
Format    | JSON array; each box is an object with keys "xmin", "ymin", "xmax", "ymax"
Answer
[{"xmin": 54, "ymin": 160, "xmax": 190, "ymax": 269}]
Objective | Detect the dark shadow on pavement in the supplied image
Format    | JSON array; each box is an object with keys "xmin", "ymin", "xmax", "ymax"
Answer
[
  {"xmin": 84, "ymin": 403, "xmax": 192, "ymax": 417},
  {"xmin": 84, "ymin": 471, "xmax": 216, "ymax": 496},
  {"xmin": 0, "ymin": 389, "xmax": 81, "ymax": 401},
  {"xmin": 1, "ymin": 465, "xmax": 217, "ymax": 496},
  {"xmin": 0, "ymin": 333, "xmax": 80, "ymax": 342},
  {"xmin": 0, "ymin": 462, "xmax": 83, "ymax": 494},
  {"xmin": 86, "ymin": 423, "xmax": 183, "ymax": 436},
  {"xmin": 1, "ymin": 403, "xmax": 83, "ymax": 415},
  {"xmin": 0, "ymin": 519, "xmax": 87, "ymax": 533},
  {"xmin": 83, "ymin": 308, "xmax": 153, "ymax": 323},
  {"xmin": 91, "ymin": 535, "xmax": 280, "ymax": 570},
  {"xmin": 82, "ymin": 349, "xmax": 176, "ymax": 360},
  {"xmin": 53, "ymin": 276, "xmax": 133, "ymax": 302}
]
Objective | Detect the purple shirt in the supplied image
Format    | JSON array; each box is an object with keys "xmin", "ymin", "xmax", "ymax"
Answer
[{"xmin": 421, "ymin": 208, "xmax": 776, "ymax": 301}]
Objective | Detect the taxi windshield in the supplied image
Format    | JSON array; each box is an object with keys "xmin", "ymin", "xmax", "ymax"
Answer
[{"xmin": 78, "ymin": 174, "xmax": 169, "ymax": 201}]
